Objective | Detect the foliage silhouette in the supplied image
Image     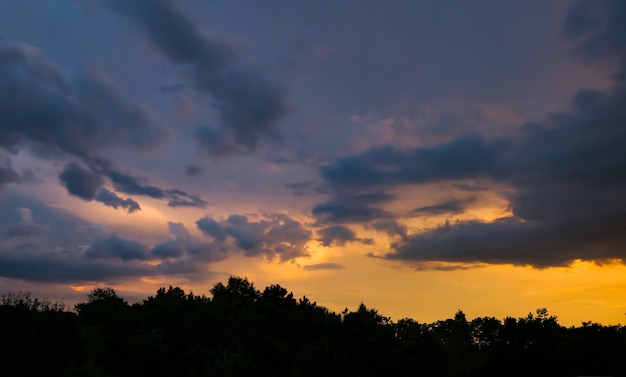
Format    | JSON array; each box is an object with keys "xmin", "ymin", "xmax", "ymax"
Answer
[{"xmin": 0, "ymin": 277, "xmax": 625, "ymax": 376}]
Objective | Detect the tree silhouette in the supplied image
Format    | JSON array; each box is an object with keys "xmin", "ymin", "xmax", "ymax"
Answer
[{"xmin": 0, "ymin": 277, "xmax": 624, "ymax": 377}]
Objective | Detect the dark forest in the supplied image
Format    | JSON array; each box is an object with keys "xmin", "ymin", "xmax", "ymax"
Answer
[{"xmin": 1, "ymin": 276, "xmax": 624, "ymax": 377}]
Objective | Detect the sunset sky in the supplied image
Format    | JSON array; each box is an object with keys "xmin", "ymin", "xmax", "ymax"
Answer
[{"xmin": 1, "ymin": 0, "xmax": 625, "ymax": 326}]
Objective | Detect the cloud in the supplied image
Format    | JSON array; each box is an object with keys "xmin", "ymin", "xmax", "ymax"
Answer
[
  {"xmin": 185, "ymin": 165, "xmax": 203, "ymax": 177},
  {"xmin": 317, "ymin": 225, "xmax": 372, "ymax": 247},
  {"xmin": 108, "ymin": 0, "xmax": 289, "ymax": 157},
  {"xmin": 0, "ymin": 42, "xmax": 204, "ymax": 214},
  {"xmin": 5, "ymin": 208, "xmax": 44, "ymax": 237},
  {"xmin": 285, "ymin": 181, "xmax": 329, "ymax": 197},
  {"xmin": 152, "ymin": 222, "xmax": 225, "ymax": 262},
  {"xmin": 321, "ymin": 136, "xmax": 508, "ymax": 188},
  {"xmin": 386, "ymin": 217, "xmax": 626, "ymax": 268},
  {"xmin": 302, "ymin": 263, "xmax": 346, "ymax": 271},
  {"xmin": 0, "ymin": 197, "xmax": 155, "ymax": 283},
  {"xmin": 165, "ymin": 189, "xmax": 208, "ymax": 208},
  {"xmin": 370, "ymin": 219, "xmax": 407, "ymax": 238},
  {"xmin": 410, "ymin": 197, "xmax": 476, "ymax": 217},
  {"xmin": 316, "ymin": 0, "xmax": 626, "ymax": 268},
  {"xmin": 84, "ymin": 234, "xmax": 151, "ymax": 262},
  {"xmin": 196, "ymin": 213, "xmax": 312, "ymax": 261},
  {"xmin": 58, "ymin": 163, "xmax": 141, "ymax": 213},
  {"xmin": 0, "ymin": 251, "xmax": 155, "ymax": 284},
  {"xmin": 88, "ymin": 159, "xmax": 208, "ymax": 209},
  {"xmin": 59, "ymin": 162, "xmax": 105, "ymax": 201},
  {"xmin": 564, "ymin": 0, "xmax": 626, "ymax": 65},
  {"xmin": 312, "ymin": 191, "xmax": 396, "ymax": 225},
  {"xmin": 0, "ymin": 155, "xmax": 22, "ymax": 188},
  {"xmin": 0, "ymin": 196, "xmax": 222, "ymax": 284},
  {"xmin": 0, "ymin": 43, "xmax": 166, "ymax": 159},
  {"xmin": 94, "ymin": 188, "xmax": 141, "ymax": 213}
]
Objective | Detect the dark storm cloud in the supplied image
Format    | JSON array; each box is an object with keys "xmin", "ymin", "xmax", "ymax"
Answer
[
  {"xmin": 108, "ymin": 0, "xmax": 289, "ymax": 157},
  {"xmin": 0, "ymin": 43, "xmax": 166, "ymax": 159},
  {"xmin": 317, "ymin": 0, "xmax": 626, "ymax": 268},
  {"xmin": 410, "ymin": 198, "xmax": 476, "ymax": 217},
  {"xmin": 94, "ymin": 188, "xmax": 141, "ymax": 213},
  {"xmin": 317, "ymin": 225, "xmax": 372, "ymax": 247},
  {"xmin": 312, "ymin": 191, "xmax": 396, "ymax": 225},
  {"xmin": 196, "ymin": 213, "xmax": 311, "ymax": 261}
]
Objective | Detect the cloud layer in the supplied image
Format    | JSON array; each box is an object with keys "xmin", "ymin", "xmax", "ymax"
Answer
[
  {"xmin": 317, "ymin": 0, "xmax": 626, "ymax": 267},
  {"xmin": 109, "ymin": 0, "xmax": 289, "ymax": 157}
]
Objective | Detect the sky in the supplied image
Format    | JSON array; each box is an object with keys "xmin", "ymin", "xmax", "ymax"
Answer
[{"xmin": 0, "ymin": 0, "xmax": 625, "ymax": 326}]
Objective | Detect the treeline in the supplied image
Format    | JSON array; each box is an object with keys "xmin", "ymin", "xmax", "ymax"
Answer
[{"xmin": 1, "ymin": 277, "xmax": 625, "ymax": 377}]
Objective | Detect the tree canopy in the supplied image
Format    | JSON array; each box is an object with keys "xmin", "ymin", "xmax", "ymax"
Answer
[{"xmin": 1, "ymin": 277, "xmax": 624, "ymax": 377}]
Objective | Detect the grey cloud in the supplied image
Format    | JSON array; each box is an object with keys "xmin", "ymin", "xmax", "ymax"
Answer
[
  {"xmin": 0, "ymin": 251, "xmax": 155, "ymax": 284},
  {"xmin": 59, "ymin": 162, "xmax": 104, "ymax": 201},
  {"xmin": 285, "ymin": 181, "xmax": 329, "ymax": 197},
  {"xmin": 6, "ymin": 208, "xmax": 44, "ymax": 237},
  {"xmin": 317, "ymin": 225, "xmax": 371, "ymax": 247},
  {"xmin": 316, "ymin": 0, "xmax": 626, "ymax": 267},
  {"xmin": 0, "ymin": 43, "xmax": 166, "ymax": 159},
  {"xmin": 318, "ymin": 225, "xmax": 356, "ymax": 246},
  {"xmin": 59, "ymin": 163, "xmax": 141, "ymax": 213},
  {"xmin": 321, "ymin": 136, "xmax": 508, "ymax": 188},
  {"xmin": 90, "ymin": 159, "xmax": 208, "ymax": 208},
  {"xmin": 151, "ymin": 239, "xmax": 186, "ymax": 259},
  {"xmin": 312, "ymin": 191, "xmax": 396, "ymax": 225},
  {"xmin": 185, "ymin": 165, "xmax": 203, "ymax": 177},
  {"xmin": 0, "ymin": 155, "xmax": 21, "ymax": 188},
  {"xmin": 195, "ymin": 216, "xmax": 228, "ymax": 243},
  {"xmin": 410, "ymin": 197, "xmax": 476, "ymax": 217},
  {"xmin": 370, "ymin": 219, "xmax": 407, "ymax": 238},
  {"xmin": 0, "ymin": 198, "xmax": 152, "ymax": 283},
  {"xmin": 6, "ymin": 224, "xmax": 44, "ymax": 237},
  {"xmin": 196, "ymin": 213, "xmax": 312, "ymax": 261},
  {"xmin": 0, "ymin": 196, "xmax": 88, "ymax": 249},
  {"xmin": 165, "ymin": 189, "xmax": 208, "ymax": 208},
  {"xmin": 387, "ymin": 216, "xmax": 626, "ymax": 268},
  {"xmin": 108, "ymin": 0, "xmax": 288, "ymax": 156},
  {"xmin": 302, "ymin": 263, "xmax": 346, "ymax": 271},
  {"xmin": 565, "ymin": 0, "xmax": 626, "ymax": 64},
  {"xmin": 94, "ymin": 188, "xmax": 141, "ymax": 213},
  {"xmin": 84, "ymin": 234, "xmax": 151, "ymax": 262},
  {"xmin": 152, "ymin": 222, "xmax": 226, "ymax": 262},
  {"xmin": 0, "ymin": 196, "xmax": 225, "ymax": 284}
]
